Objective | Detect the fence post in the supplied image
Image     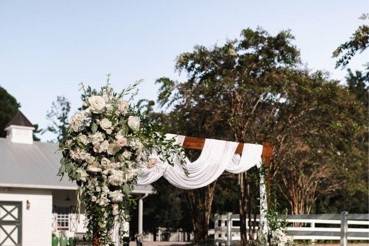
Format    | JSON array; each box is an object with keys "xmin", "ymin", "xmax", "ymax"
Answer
[
  {"xmin": 340, "ymin": 211, "xmax": 348, "ymax": 246},
  {"xmin": 310, "ymin": 221, "xmax": 316, "ymax": 244},
  {"xmin": 227, "ymin": 212, "xmax": 232, "ymax": 246}
]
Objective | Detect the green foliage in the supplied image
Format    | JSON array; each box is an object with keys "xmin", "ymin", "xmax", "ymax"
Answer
[
  {"xmin": 266, "ymin": 208, "xmax": 288, "ymax": 232},
  {"xmin": 32, "ymin": 124, "xmax": 42, "ymax": 141},
  {"xmin": 0, "ymin": 86, "xmax": 20, "ymax": 137},
  {"xmin": 46, "ymin": 96, "xmax": 71, "ymax": 142},
  {"xmin": 333, "ymin": 14, "xmax": 369, "ymax": 68},
  {"xmin": 346, "ymin": 69, "xmax": 369, "ymax": 107},
  {"xmin": 333, "ymin": 14, "xmax": 368, "ymax": 108}
]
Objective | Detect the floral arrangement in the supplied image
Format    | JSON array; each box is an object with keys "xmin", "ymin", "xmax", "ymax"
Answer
[{"xmin": 59, "ymin": 83, "xmax": 182, "ymax": 245}]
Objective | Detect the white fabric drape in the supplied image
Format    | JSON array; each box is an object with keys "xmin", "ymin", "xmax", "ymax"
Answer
[{"xmin": 137, "ymin": 135, "xmax": 263, "ymax": 190}]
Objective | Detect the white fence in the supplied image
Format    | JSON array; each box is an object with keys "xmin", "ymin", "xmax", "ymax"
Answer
[
  {"xmin": 52, "ymin": 213, "xmax": 88, "ymax": 237},
  {"xmin": 212, "ymin": 213, "xmax": 369, "ymax": 243}
]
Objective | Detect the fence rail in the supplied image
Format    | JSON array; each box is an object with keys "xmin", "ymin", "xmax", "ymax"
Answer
[{"xmin": 212, "ymin": 213, "xmax": 369, "ymax": 243}]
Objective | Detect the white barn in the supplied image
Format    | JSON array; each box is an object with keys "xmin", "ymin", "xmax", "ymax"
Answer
[{"xmin": 0, "ymin": 111, "xmax": 153, "ymax": 246}]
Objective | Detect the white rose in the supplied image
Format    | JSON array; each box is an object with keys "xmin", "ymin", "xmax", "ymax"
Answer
[
  {"xmin": 126, "ymin": 168, "xmax": 138, "ymax": 181},
  {"xmin": 108, "ymin": 170, "xmax": 125, "ymax": 186},
  {"xmin": 94, "ymin": 140, "xmax": 109, "ymax": 153},
  {"xmin": 70, "ymin": 111, "xmax": 88, "ymax": 132},
  {"xmin": 78, "ymin": 134, "xmax": 89, "ymax": 145},
  {"xmin": 88, "ymin": 95, "xmax": 106, "ymax": 113},
  {"xmin": 122, "ymin": 150, "xmax": 132, "ymax": 159},
  {"xmin": 100, "ymin": 157, "xmax": 111, "ymax": 168},
  {"xmin": 106, "ymin": 103, "xmax": 113, "ymax": 112},
  {"xmin": 118, "ymin": 100, "xmax": 129, "ymax": 114},
  {"xmin": 109, "ymin": 190, "xmax": 124, "ymax": 203},
  {"xmin": 127, "ymin": 116, "xmax": 140, "ymax": 131},
  {"xmin": 86, "ymin": 165, "xmax": 102, "ymax": 173},
  {"xmin": 108, "ymin": 143, "xmax": 120, "ymax": 155},
  {"xmin": 86, "ymin": 155, "xmax": 95, "ymax": 164},
  {"xmin": 89, "ymin": 132, "xmax": 105, "ymax": 145},
  {"xmin": 115, "ymin": 134, "xmax": 127, "ymax": 147},
  {"xmin": 70, "ymin": 148, "xmax": 90, "ymax": 161},
  {"xmin": 130, "ymin": 139, "xmax": 144, "ymax": 152},
  {"xmin": 99, "ymin": 118, "xmax": 112, "ymax": 133},
  {"xmin": 97, "ymin": 197, "xmax": 109, "ymax": 207}
]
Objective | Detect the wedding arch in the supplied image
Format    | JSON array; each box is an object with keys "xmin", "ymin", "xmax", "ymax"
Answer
[{"xmin": 134, "ymin": 134, "xmax": 273, "ymax": 243}]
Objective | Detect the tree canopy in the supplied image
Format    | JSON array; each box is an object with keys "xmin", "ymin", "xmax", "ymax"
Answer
[{"xmin": 0, "ymin": 86, "xmax": 20, "ymax": 137}]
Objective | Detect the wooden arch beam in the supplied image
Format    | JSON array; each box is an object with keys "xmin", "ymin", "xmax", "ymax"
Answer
[{"xmin": 182, "ymin": 136, "xmax": 273, "ymax": 167}]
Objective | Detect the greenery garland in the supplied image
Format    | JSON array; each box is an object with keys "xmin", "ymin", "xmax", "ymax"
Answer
[{"xmin": 59, "ymin": 83, "xmax": 183, "ymax": 245}]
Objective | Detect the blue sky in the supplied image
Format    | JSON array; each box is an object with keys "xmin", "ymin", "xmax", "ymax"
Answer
[{"xmin": 0, "ymin": 0, "xmax": 368, "ymax": 140}]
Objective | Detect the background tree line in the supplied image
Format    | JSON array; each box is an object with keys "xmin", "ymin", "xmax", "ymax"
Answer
[{"xmin": 138, "ymin": 18, "xmax": 368, "ymax": 244}]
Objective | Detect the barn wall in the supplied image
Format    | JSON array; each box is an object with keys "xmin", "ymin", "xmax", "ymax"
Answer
[{"xmin": 0, "ymin": 188, "xmax": 52, "ymax": 246}]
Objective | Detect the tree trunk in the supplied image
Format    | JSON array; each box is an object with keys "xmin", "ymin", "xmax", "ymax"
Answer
[
  {"xmin": 153, "ymin": 229, "xmax": 157, "ymax": 241},
  {"xmin": 92, "ymin": 231, "xmax": 100, "ymax": 246},
  {"xmin": 239, "ymin": 172, "xmax": 248, "ymax": 246},
  {"xmin": 186, "ymin": 182, "xmax": 217, "ymax": 242},
  {"xmin": 247, "ymin": 180, "xmax": 253, "ymax": 241}
]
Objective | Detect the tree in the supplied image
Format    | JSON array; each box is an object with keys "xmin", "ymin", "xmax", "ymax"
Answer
[
  {"xmin": 270, "ymin": 70, "xmax": 368, "ymax": 215},
  {"xmin": 333, "ymin": 14, "xmax": 369, "ymax": 107},
  {"xmin": 156, "ymin": 27, "xmax": 301, "ymax": 244},
  {"xmin": 0, "ymin": 86, "xmax": 20, "ymax": 137},
  {"xmin": 46, "ymin": 96, "xmax": 71, "ymax": 142}
]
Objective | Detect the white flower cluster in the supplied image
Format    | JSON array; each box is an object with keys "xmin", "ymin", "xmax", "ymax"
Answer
[
  {"xmin": 60, "ymin": 84, "xmax": 148, "ymax": 244},
  {"xmin": 60, "ymin": 83, "xmax": 182, "ymax": 244},
  {"xmin": 270, "ymin": 229, "xmax": 292, "ymax": 246}
]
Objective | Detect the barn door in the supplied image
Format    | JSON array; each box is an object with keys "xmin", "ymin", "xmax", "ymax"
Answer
[{"xmin": 0, "ymin": 202, "xmax": 22, "ymax": 246}]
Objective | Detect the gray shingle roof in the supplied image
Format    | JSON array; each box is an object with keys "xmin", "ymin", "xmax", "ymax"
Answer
[{"xmin": 0, "ymin": 138, "xmax": 153, "ymax": 194}]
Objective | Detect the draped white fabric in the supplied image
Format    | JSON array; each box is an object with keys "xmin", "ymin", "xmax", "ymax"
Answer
[{"xmin": 137, "ymin": 135, "xmax": 263, "ymax": 189}]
